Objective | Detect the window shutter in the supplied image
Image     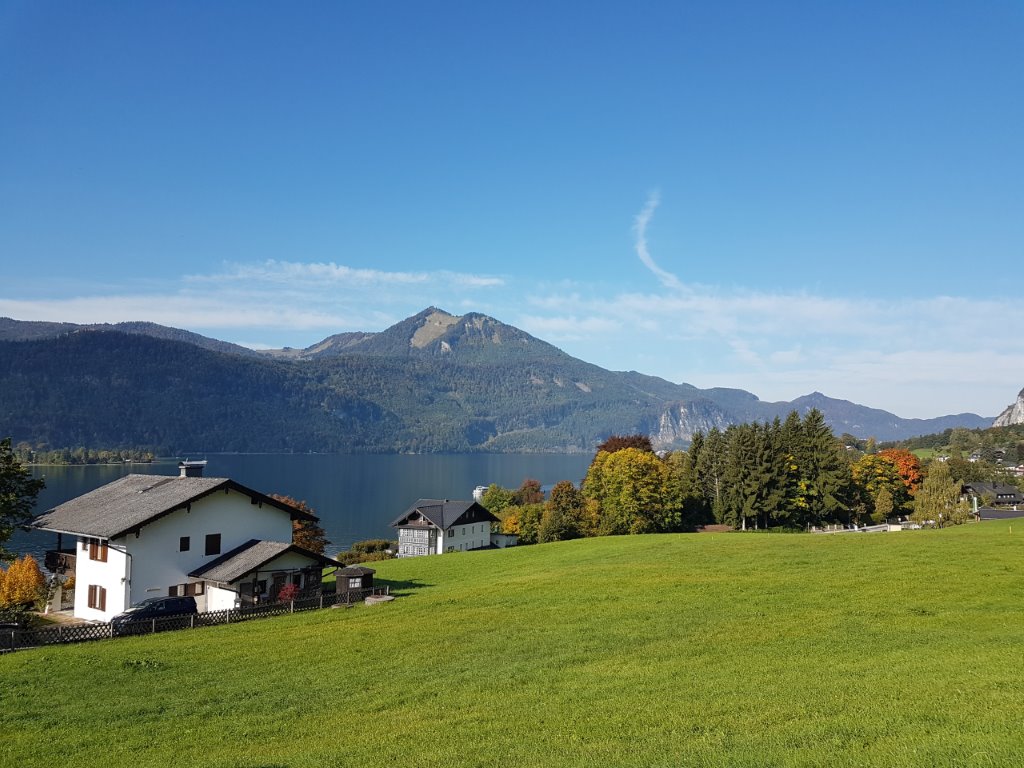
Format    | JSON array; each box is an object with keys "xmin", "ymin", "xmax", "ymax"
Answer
[{"xmin": 98, "ymin": 587, "xmax": 106, "ymax": 612}]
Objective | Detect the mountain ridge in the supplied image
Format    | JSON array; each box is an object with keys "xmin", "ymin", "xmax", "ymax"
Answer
[{"xmin": 0, "ymin": 309, "xmax": 994, "ymax": 452}]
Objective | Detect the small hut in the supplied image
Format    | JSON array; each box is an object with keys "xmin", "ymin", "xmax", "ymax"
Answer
[{"xmin": 336, "ymin": 565, "xmax": 375, "ymax": 597}]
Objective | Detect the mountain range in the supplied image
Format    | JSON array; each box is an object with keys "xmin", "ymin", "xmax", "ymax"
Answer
[{"xmin": 0, "ymin": 308, "xmax": 995, "ymax": 453}]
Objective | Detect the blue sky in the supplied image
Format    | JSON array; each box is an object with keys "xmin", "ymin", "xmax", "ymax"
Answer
[{"xmin": 1, "ymin": 2, "xmax": 1021, "ymax": 419}]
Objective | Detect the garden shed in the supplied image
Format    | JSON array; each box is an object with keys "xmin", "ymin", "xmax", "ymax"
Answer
[{"xmin": 336, "ymin": 565, "xmax": 375, "ymax": 596}]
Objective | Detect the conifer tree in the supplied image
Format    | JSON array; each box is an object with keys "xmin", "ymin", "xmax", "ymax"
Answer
[
  {"xmin": 1, "ymin": 437, "xmax": 45, "ymax": 561},
  {"xmin": 695, "ymin": 428, "xmax": 728, "ymax": 523},
  {"xmin": 796, "ymin": 409, "xmax": 852, "ymax": 525}
]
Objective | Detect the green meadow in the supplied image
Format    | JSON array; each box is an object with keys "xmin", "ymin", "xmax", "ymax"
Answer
[{"xmin": 3, "ymin": 522, "xmax": 1024, "ymax": 767}]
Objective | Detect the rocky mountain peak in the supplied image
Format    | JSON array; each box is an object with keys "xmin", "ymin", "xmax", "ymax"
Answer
[{"xmin": 993, "ymin": 387, "xmax": 1024, "ymax": 427}]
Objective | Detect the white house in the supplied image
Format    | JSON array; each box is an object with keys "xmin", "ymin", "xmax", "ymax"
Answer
[
  {"xmin": 391, "ymin": 498, "xmax": 513, "ymax": 557},
  {"xmin": 34, "ymin": 461, "xmax": 340, "ymax": 622}
]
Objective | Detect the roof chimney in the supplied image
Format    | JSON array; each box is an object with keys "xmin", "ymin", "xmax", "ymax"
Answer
[{"xmin": 178, "ymin": 460, "xmax": 207, "ymax": 478}]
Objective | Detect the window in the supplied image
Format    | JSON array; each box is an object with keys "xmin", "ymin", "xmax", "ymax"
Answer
[
  {"xmin": 179, "ymin": 536, "xmax": 190, "ymax": 552},
  {"xmin": 87, "ymin": 538, "xmax": 108, "ymax": 562},
  {"xmin": 205, "ymin": 533, "xmax": 221, "ymax": 556},
  {"xmin": 171, "ymin": 582, "xmax": 204, "ymax": 597},
  {"xmin": 461, "ymin": 527, "xmax": 466, "ymax": 535},
  {"xmin": 348, "ymin": 577, "xmax": 362, "ymax": 589},
  {"xmin": 291, "ymin": 574, "xmax": 302, "ymax": 587},
  {"xmin": 87, "ymin": 585, "xmax": 106, "ymax": 611}
]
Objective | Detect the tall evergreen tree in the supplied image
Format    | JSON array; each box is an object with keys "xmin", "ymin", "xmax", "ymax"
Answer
[
  {"xmin": 1, "ymin": 437, "xmax": 46, "ymax": 561},
  {"xmin": 695, "ymin": 427, "xmax": 728, "ymax": 523},
  {"xmin": 796, "ymin": 409, "xmax": 852, "ymax": 525}
]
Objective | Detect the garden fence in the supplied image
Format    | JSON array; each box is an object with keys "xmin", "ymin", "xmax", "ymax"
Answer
[{"xmin": 1, "ymin": 585, "xmax": 389, "ymax": 653}]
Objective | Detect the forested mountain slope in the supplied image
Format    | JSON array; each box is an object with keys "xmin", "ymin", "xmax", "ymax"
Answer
[{"xmin": 0, "ymin": 309, "xmax": 992, "ymax": 452}]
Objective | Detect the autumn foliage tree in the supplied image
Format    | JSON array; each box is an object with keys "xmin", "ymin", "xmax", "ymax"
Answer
[
  {"xmin": 584, "ymin": 447, "xmax": 670, "ymax": 534},
  {"xmin": 877, "ymin": 449, "xmax": 923, "ymax": 495},
  {"xmin": 0, "ymin": 554, "xmax": 45, "ymax": 607},
  {"xmin": 594, "ymin": 434, "xmax": 654, "ymax": 457},
  {"xmin": 269, "ymin": 494, "xmax": 330, "ymax": 555}
]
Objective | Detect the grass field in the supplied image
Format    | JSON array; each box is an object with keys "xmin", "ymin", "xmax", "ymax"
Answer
[{"xmin": 3, "ymin": 522, "xmax": 1024, "ymax": 767}]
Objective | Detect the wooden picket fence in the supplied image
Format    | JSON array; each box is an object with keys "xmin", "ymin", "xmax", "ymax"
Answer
[{"xmin": 1, "ymin": 586, "xmax": 389, "ymax": 653}]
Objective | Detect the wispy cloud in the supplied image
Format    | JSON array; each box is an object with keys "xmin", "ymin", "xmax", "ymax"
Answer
[
  {"xmin": 186, "ymin": 260, "xmax": 504, "ymax": 288},
  {"xmin": 633, "ymin": 191, "xmax": 683, "ymax": 291},
  {"xmin": 0, "ymin": 259, "xmax": 505, "ymax": 340}
]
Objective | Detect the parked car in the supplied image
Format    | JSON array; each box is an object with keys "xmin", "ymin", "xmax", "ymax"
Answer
[{"xmin": 111, "ymin": 595, "xmax": 197, "ymax": 634}]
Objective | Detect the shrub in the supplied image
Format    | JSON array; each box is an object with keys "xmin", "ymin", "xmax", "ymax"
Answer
[{"xmin": 277, "ymin": 583, "xmax": 300, "ymax": 602}]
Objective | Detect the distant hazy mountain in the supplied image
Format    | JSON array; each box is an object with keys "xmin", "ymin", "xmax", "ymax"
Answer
[
  {"xmin": 0, "ymin": 317, "xmax": 259, "ymax": 358},
  {"xmin": 0, "ymin": 309, "xmax": 993, "ymax": 453}
]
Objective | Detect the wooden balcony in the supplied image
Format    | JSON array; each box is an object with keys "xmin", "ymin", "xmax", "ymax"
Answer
[{"xmin": 45, "ymin": 549, "xmax": 77, "ymax": 574}]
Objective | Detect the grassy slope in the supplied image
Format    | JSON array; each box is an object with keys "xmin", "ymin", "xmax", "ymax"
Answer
[{"xmin": 3, "ymin": 524, "xmax": 1024, "ymax": 767}]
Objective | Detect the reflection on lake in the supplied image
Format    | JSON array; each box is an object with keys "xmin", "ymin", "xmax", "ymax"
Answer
[{"xmin": 13, "ymin": 454, "xmax": 592, "ymax": 560}]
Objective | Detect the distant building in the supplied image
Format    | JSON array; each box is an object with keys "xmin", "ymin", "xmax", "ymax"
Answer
[
  {"xmin": 962, "ymin": 482, "xmax": 1024, "ymax": 508},
  {"xmin": 391, "ymin": 498, "xmax": 514, "ymax": 557}
]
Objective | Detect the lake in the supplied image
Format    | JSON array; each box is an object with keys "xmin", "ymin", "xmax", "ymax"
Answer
[{"xmin": 11, "ymin": 454, "xmax": 593, "ymax": 561}]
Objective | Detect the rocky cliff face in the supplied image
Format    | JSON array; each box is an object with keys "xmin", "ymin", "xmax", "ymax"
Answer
[
  {"xmin": 993, "ymin": 388, "xmax": 1024, "ymax": 427},
  {"xmin": 651, "ymin": 400, "xmax": 733, "ymax": 449}
]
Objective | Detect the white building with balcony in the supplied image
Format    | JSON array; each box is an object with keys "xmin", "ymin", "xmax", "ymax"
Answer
[{"xmin": 391, "ymin": 498, "xmax": 510, "ymax": 557}]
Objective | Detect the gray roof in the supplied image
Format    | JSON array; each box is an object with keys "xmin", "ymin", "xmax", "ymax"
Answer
[
  {"xmin": 390, "ymin": 498, "xmax": 498, "ymax": 529},
  {"xmin": 338, "ymin": 565, "xmax": 376, "ymax": 577},
  {"xmin": 190, "ymin": 539, "xmax": 341, "ymax": 583},
  {"xmin": 33, "ymin": 474, "xmax": 315, "ymax": 539}
]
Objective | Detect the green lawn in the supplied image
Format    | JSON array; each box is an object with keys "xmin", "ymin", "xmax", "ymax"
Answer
[{"xmin": 3, "ymin": 523, "xmax": 1024, "ymax": 767}]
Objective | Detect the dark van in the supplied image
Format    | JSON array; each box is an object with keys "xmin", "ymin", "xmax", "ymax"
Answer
[{"xmin": 110, "ymin": 595, "xmax": 198, "ymax": 634}]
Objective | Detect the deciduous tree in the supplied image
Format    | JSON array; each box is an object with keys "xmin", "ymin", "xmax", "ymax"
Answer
[
  {"xmin": 594, "ymin": 434, "xmax": 654, "ymax": 456},
  {"xmin": 480, "ymin": 484, "xmax": 516, "ymax": 515},
  {"xmin": 269, "ymin": 494, "xmax": 330, "ymax": 555},
  {"xmin": 912, "ymin": 460, "xmax": 970, "ymax": 528},
  {"xmin": 0, "ymin": 554, "xmax": 45, "ymax": 607},
  {"xmin": 873, "ymin": 487, "xmax": 894, "ymax": 524}
]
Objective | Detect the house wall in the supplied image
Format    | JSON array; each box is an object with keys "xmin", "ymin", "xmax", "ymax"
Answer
[
  {"xmin": 122, "ymin": 487, "xmax": 294, "ymax": 608},
  {"xmin": 206, "ymin": 585, "xmax": 238, "ymax": 612},
  {"xmin": 74, "ymin": 538, "xmax": 129, "ymax": 622},
  {"xmin": 440, "ymin": 521, "xmax": 492, "ymax": 552}
]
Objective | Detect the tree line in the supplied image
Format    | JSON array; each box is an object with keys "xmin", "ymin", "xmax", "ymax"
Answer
[
  {"xmin": 480, "ymin": 409, "xmax": 977, "ymax": 543},
  {"xmin": 11, "ymin": 443, "xmax": 157, "ymax": 466}
]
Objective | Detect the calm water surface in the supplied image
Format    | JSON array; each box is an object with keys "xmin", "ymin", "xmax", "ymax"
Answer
[{"xmin": 14, "ymin": 454, "xmax": 592, "ymax": 560}]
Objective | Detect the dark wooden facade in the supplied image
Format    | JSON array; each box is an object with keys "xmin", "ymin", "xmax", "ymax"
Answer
[{"xmin": 336, "ymin": 566, "xmax": 375, "ymax": 596}]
